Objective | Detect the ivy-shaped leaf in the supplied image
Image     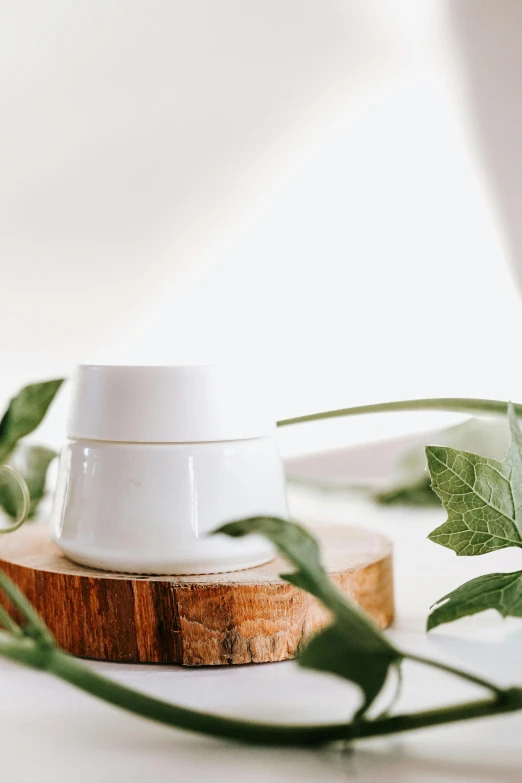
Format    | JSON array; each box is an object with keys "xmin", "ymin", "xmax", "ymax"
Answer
[
  {"xmin": 426, "ymin": 403, "xmax": 522, "ymax": 556},
  {"xmin": 428, "ymin": 570, "xmax": 522, "ymax": 630},
  {"xmin": 428, "ymin": 571, "xmax": 522, "ymax": 631},
  {"xmin": 426, "ymin": 404, "xmax": 522, "ymax": 629}
]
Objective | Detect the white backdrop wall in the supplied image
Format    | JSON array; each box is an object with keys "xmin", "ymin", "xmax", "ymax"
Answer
[{"xmin": 2, "ymin": 0, "xmax": 522, "ymax": 449}]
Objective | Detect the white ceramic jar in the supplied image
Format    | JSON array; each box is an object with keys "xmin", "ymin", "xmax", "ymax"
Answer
[{"xmin": 52, "ymin": 365, "xmax": 288, "ymax": 574}]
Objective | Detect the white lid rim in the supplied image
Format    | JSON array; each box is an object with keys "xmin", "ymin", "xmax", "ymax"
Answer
[{"xmin": 67, "ymin": 364, "xmax": 276, "ymax": 443}]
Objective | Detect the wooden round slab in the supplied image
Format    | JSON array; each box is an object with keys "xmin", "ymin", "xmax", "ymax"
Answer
[{"xmin": 0, "ymin": 524, "xmax": 394, "ymax": 665}]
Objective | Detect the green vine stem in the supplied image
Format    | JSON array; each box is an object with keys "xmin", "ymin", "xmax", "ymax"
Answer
[
  {"xmin": 277, "ymin": 398, "xmax": 522, "ymax": 428},
  {"xmin": 0, "ymin": 564, "xmax": 519, "ymax": 747},
  {"xmin": 42, "ymin": 653, "xmax": 522, "ymax": 745},
  {"xmin": 0, "ymin": 643, "xmax": 519, "ymax": 747},
  {"xmin": 404, "ymin": 654, "xmax": 506, "ymax": 699}
]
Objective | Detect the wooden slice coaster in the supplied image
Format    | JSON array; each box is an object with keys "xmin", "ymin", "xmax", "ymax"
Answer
[{"xmin": 0, "ymin": 524, "xmax": 394, "ymax": 665}]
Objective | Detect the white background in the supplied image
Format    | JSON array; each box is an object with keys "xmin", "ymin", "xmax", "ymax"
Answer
[{"xmin": 3, "ymin": 1, "xmax": 522, "ymax": 448}]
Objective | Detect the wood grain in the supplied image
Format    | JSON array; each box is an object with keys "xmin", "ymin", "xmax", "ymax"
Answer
[{"xmin": 0, "ymin": 524, "xmax": 394, "ymax": 665}]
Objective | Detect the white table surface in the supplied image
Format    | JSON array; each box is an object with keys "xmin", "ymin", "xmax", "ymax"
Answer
[{"xmin": 2, "ymin": 446, "xmax": 522, "ymax": 782}]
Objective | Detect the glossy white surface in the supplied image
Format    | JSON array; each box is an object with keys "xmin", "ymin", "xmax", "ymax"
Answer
[
  {"xmin": 3, "ymin": 438, "xmax": 522, "ymax": 781},
  {"xmin": 52, "ymin": 437, "xmax": 287, "ymax": 573},
  {"xmin": 68, "ymin": 364, "xmax": 276, "ymax": 443}
]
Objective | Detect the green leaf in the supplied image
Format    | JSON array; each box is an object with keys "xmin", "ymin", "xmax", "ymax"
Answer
[
  {"xmin": 217, "ymin": 517, "xmax": 402, "ymax": 715},
  {"xmin": 375, "ymin": 478, "xmax": 442, "ymax": 506},
  {"xmin": 426, "ymin": 403, "xmax": 522, "ymax": 555},
  {"xmin": 428, "ymin": 570, "xmax": 522, "ymax": 630},
  {"xmin": 298, "ymin": 626, "xmax": 397, "ymax": 713},
  {"xmin": 375, "ymin": 417, "xmax": 509, "ymax": 507},
  {"xmin": 0, "ymin": 379, "xmax": 63, "ymax": 463},
  {"xmin": 0, "ymin": 445, "xmax": 57, "ymax": 519}
]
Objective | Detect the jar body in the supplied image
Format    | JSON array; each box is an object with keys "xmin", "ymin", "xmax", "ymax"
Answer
[{"xmin": 52, "ymin": 436, "xmax": 287, "ymax": 574}]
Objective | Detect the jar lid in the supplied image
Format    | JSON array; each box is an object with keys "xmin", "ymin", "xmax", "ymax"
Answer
[{"xmin": 67, "ymin": 365, "xmax": 276, "ymax": 443}]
